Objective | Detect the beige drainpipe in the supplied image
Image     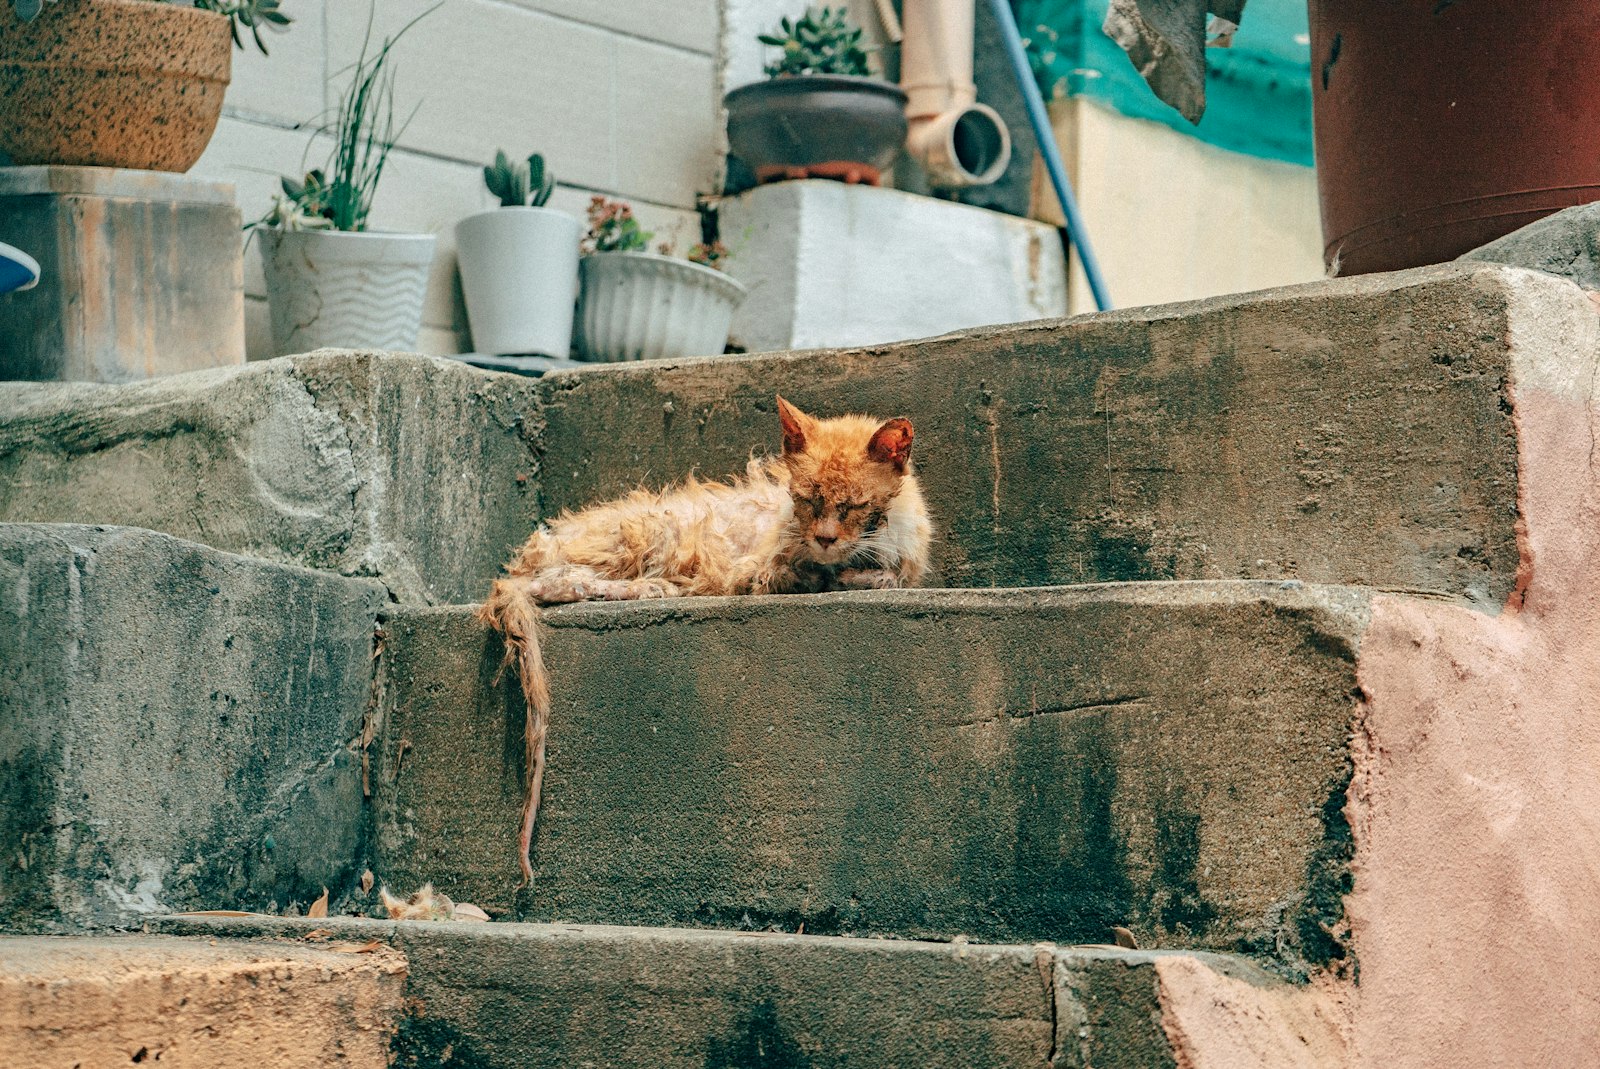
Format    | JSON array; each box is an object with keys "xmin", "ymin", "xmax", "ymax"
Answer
[{"xmin": 900, "ymin": 0, "xmax": 1012, "ymax": 188}]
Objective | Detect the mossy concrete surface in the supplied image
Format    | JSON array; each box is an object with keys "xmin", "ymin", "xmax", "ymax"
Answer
[
  {"xmin": 373, "ymin": 582, "xmax": 1367, "ymax": 964},
  {"xmin": 0, "ymin": 350, "xmax": 540, "ymax": 605},
  {"xmin": 535, "ymin": 263, "xmax": 1534, "ymax": 599},
  {"xmin": 0, "ymin": 264, "xmax": 1559, "ymax": 603},
  {"xmin": 151, "ymin": 913, "xmax": 1311, "ymax": 1069},
  {"xmin": 0, "ymin": 524, "xmax": 386, "ymax": 930}
]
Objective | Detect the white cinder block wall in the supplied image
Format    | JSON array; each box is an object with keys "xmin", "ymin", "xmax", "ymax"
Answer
[{"xmin": 195, "ymin": 0, "xmax": 724, "ymax": 359}]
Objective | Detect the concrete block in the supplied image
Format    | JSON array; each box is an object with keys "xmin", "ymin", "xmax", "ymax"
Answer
[
  {"xmin": 221, "ymin": 0, "xmax": 326, "ymax": 127},
  {"xmin": 612, "ymin": 39, "xmax": 720, "ymax": 208},
  {"xmin": 0, "ymin": 934, "xmax": 405, "ymax": 1068},
  {"xmin": 326, "ymin": 1, "xmax": 615, "ymax": 197},
  {"xmin": 1458, "ymin": 200, "xmax": 1600, "ymax": 291},
  {"xmin": 372, "ymin": 582, "xmax": 1366, "ymax": 963},
  {"xmin": 158, "ymin": 911, "xmax": 1338, "ymax": 1069},
  {"xmin": 0, "ymin": 166, "xmax": 246, "ymax": 383},
  {"xmin": 0, "ymin": 525, "xmax": 387, "ymax": 930},
  {"xmin": 721, "ymin": 180, "xmax": 1068, "ymax": 352},
  {"xmin": 536, "ymin": 263, "xmax": 1547, "ymax": 601},
  {"xmin": 513, "ymin": 0, "xmax": 719, "ymax": 54},
  {"xmin": 0, "ymin": 352, "xmax": 539, "ymax": 605}
]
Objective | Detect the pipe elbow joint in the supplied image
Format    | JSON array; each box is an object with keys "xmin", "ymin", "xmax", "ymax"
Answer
[{"xmin": 906, "ymin": 101, "xmax": 1012, "ymax": 189}]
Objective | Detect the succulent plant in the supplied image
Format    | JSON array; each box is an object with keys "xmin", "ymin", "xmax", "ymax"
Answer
[
  {"xmin": 758, "ymin": 6, "xmax": 872, "ymax": 78},
  {"xmin": 11, "ymin": 0, "xmax": 292, "ymax": 55},
  {"xmin": 583, "ymin": 196, "xmax": 653, "ymax": 255},
  {"xmin": 484, "ymin": 151, "xmax": 555, "ymax": 208}
]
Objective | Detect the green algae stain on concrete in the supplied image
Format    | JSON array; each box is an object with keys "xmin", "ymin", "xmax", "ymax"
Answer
[
  {"xmin": 1001, "ymin": 721, "xmax": 1136, "ymax": 944},
  {"xmin": 705, "ymin": 1000, "xmax": 814, "ymax": 1069},
  {"xmin": 1152, "ymin": 785, "xmax": 1219, "ymax": 938}
]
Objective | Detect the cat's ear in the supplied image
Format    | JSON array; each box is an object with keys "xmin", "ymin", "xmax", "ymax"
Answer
[
  {"xmin": 776, "ymin": 395, "xmax": 811, "ymax": 455},
  {"xmin": 868, "ymin": 417, "xmax": 914, "ymax": 472}
]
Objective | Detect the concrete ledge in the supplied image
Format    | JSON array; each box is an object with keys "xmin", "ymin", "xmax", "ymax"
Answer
[
  {"xmin": 537, "ymin": 262, "xmax": 1572, "ymax": 601},
  {"xmin": 0, "ymin": 933, "xmax": 404, "ymax": 1068},
  {"xmin": 373, "ymin": 581, "xmax": 1368, "ymax": 966},
  {"xmin": 0, "ymin": 524, "xmax": 387, "ymax": 930},
  {"xmin": 151, "ymin": 913, "xmax": 1332, "ymax": 1069},
  {"xmin": 0, "ymin": 350, "xmax": 540, "ymax": 604}
]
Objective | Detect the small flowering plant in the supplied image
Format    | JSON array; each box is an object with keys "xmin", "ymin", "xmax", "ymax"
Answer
[
  {"xmin": 582, "ymin": 196, "xmax": 652, "ymax": 255},
  {"xmin": 585, "ymin": 196, "xmax": 733, "ymax": 272}
]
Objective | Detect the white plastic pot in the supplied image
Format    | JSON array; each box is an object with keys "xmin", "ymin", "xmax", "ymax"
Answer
[
  {"xmin": 258, "ymin": 228, "xmax": 435, "ymax": 356},
  {"xmin": 577, "ymin": 252, "xmax": 748, "ymax": 362},
  {"xmin": 455, "ymin": 206, "xmax": 581, "ymax": 357}
]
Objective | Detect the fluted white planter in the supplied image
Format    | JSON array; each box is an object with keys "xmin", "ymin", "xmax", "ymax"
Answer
[
  {"xmin": 577, "ymin": 252, "xmax": 748, "ymax": 362},
  {"xmin": 456, "ymin": 206, "xmax": 580, "ymax": 357},
  {"xmin": 258, "ymin": 229, "xmax": 435, "ymax": 357}
]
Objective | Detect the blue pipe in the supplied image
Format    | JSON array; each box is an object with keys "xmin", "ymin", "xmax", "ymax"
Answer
[{"xmin": 983, "ymin": 0, "xmax": 1113, "ymax": 312}]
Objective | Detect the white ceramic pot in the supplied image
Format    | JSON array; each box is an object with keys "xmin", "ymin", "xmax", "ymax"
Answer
[
  {"xmin": 577, "ymin": 252, "xmax": 748, "ymax": 362},
  {"xmin": 258, "ymin": 228, "xmax": 435, "ymax": 356},
  {"xmin": 455, "ymin": 206, "xmax": 581, "ymax": 358}
]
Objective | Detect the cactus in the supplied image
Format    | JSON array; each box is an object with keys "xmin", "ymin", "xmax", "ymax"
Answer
[
  {"xmin": 758, "ymin": 6, "xmax": 872, "ymax": 78},
  {"xmin": 484, "ymin": 151, "xmax": 556, "ymax": 208}
]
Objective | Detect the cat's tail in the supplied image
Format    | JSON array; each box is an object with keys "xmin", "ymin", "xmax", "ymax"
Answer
[{"xmin": 477, "ymin": 577, "xmax": 552, "ymax": 887}]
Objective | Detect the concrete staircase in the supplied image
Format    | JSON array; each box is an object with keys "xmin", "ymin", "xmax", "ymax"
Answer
[{"xmin": 4, "ymin": 262, "xmax": 1598, "ymax": 1067}]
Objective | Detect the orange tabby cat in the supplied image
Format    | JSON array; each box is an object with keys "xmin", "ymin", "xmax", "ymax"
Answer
[{"xmin": 479, "ymin": 396, "xmax": 934, "ymax": 882}]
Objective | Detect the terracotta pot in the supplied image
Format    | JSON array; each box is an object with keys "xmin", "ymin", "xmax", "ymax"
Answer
[
  {"xmin": 0, "ymin": 0, "xmax": 231, "ymax": 172},
  {"xmin": 1309, "ymin": 0, "xmax": 1600, "ymax": 276},
  {"xmin": 725, "ymin": 74, "xmax": 909, "ymax": 186}
]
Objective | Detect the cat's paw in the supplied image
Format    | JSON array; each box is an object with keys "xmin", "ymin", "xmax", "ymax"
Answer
[{"xmin": 836, "ymin": 568, "xmax": 901, "ymax": 590}]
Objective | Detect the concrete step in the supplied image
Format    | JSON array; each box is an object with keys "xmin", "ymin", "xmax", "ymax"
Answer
[
  {"xmin": 373, "ymin": 581, "xmax": 1369, "ymax": 971},
  {"xmin": 0, "ymin": 349, "xmax": 541, "ymax": 605},
  {"xmin": 4, "ymin": 263, "xmax": 1588, "ymax": 602},
  {"xmin": 0, "ymin": 931, "xmax": 404, "ymax": 1068},
  {"xmin": 141, "ymin": 913, "xmax": 1346, "ymax": 1069},
  {"xmin": 0, "ymin": 523, "xmax": 386, "ymax": 930}
]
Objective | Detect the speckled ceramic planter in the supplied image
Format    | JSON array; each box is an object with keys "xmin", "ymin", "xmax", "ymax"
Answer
[{"xmin": 0, "ymin": 0, "xmax": 231, "ymax": 172}]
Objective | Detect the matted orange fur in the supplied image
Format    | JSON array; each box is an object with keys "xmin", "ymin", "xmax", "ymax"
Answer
[{"xmin": 478, "ymin": 396, "xmax": 934, "ymax": 883}]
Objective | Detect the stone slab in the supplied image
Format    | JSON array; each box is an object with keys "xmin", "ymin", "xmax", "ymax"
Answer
[
  {"xmin": 1458, "ymin": 200, "xmax": 1600, "ymax": 291},
  {"xmin": 0, "ymin": 350, "xmax": 540, "ymax": 605},
  {"xmin": 720, "ymin": 180, "xmax": 1068, "ymax": 353},
  {"xmin": 154, "ymin": 913, "xmax": 1311, "ymax": 1069},
  {"xmin": 0, "ymin": 933, "xmax": 405, "ymax": 1068},
  {"xmin": 0, "ymin": 168, "xmax": 246, "ymax": 382},
  {"xmin": 0, "ymin": 524, "xmax": 387, "ymax": 930},
  {"xmin": 373, "ymin": 581, "xmax": 1367, "ymax": 968},
  {"xmin": 536, "ymin": 262, "xmax": 1567, "ymax": 602}
]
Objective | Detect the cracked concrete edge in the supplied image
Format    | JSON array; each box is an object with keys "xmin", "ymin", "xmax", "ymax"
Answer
[
  {"xmin": 0, "ymin": 523, "xmax": 391, "ymax": 931},
  {"xmin": 0, "ymin": 350, "xmax": 544, "ymax": 607},
  {"xmin": 0, "ymin": 932, "xmax": 407, "ymax": 1069},
  {"xmin": 149, "ymin": 914, "xmax": 1325, "ymax": 1069}
]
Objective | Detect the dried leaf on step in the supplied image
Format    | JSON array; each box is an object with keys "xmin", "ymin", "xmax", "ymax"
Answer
[
  {"xmin": 1112, "ymin": 926, "xmax": 1140, "ymax": 949},
  {"xmin": 452, "ymin": 902, "xmax": 490, "ymax": 923},
  {"xmin": 360, "ymin": 869, "xmax": 375, "ymax": 895},
  {"xmin": 171, "ymin": 910, "xmax": 262, "ymax": 917},
  {"xmin": 308, "ymin": 888, "xmax": 329, "ymax": 919},
  {"xmin": 331, "ymin": 939, "xmax": 385, "ymax": 954},
  {"xmin": 304, "ymin": 928, "xmax": 334, "ymax": 941}
]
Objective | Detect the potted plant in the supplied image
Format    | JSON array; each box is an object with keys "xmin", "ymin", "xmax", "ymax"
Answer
[
  {"xmin": 724, "ymin": 6, "xmax": 908, "ymax": 186},
  {"xmin": 1101, "ymin": 0, "xmax": 1600, "ymax": 275},
  {"xmin": 252, "ymin": 14, "xmax": 435, "ymax": 357},
  {"xmin": 1, "ymin": 0, "xmax": 290, "ymax": 172},
  {"xmin": 454, "ymin": 151, "xmax": 581, "ymax": 360},
  {"xmin": 576, "ymin": 196, "xmax": 747, "ymax": 362}
]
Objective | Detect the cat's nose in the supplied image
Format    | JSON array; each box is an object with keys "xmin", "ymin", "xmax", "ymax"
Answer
[{"xmin": 814, "ymin": 534, "xmax": 837, "ymax": 548}]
